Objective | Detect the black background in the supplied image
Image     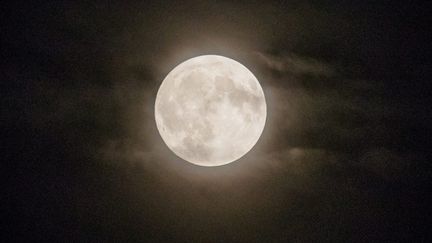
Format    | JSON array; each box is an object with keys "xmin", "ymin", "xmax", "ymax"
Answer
[{"xmin": 3, "ymin": 0, "xmax": 431, "ymax": 242}]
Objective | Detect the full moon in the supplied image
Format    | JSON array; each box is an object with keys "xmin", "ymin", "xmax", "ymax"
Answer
[{"xmin": 155, "ymin": 55, "xmax": 266, "ymax": 167}]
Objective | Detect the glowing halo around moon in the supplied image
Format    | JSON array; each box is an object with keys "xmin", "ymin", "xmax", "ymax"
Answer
[{"xmin": 155, "ymin": 55, "xmax": 266, "ymax": 167}]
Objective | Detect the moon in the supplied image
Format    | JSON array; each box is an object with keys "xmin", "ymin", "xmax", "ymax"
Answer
[{"xmin": 155, "ymin": 55, "xmax": 266, "ymax": 167}]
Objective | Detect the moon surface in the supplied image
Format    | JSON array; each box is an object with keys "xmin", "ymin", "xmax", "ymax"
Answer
[{"xmin": 155, "ymin": 55, "xmax": 266, "ymax": 166}]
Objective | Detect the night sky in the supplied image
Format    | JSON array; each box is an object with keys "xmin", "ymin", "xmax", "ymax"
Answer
[{"xmin": 3, "ymin": 0, "xmax": 431, "ymax": 242}]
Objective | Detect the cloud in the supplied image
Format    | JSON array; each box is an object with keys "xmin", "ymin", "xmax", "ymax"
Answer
[
  {"xmin": 253, "ymin": 49, "xmax": 412, "ymax": 184},
  {"xmin": 255, "ymin": 52, "xmax": 335, "ymax": 76},
  {"xmin": 259, "ymin": 147, "xmax": 340, "ymax": 175}
]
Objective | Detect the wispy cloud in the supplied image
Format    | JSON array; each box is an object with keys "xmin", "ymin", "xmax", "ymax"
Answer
[{"xmin": 255, "ymin": 52, "xmax": 334, "ymax": 76}]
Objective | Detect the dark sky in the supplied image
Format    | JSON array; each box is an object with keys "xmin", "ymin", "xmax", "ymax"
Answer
[{"xmin": 3, "ymin": 0, "xmax": 431, "ymax": 242}]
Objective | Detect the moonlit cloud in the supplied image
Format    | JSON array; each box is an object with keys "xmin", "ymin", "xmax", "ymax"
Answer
[{"xmin": 255, "ymin": 52, "xmax": 335, "ymax": 76}]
